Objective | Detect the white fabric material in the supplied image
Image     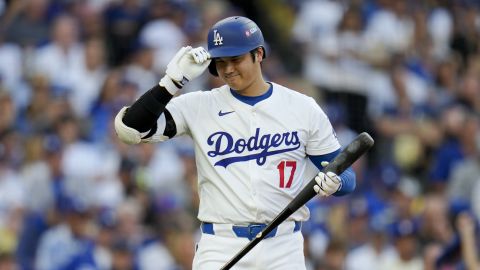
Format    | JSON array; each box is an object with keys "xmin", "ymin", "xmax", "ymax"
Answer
[
  {"xmin": 21, "ymin": 162, "xmax": 54, "ymax": 212},
  {"xmin": 62, "ymin": 142, "xmax": 123, "ymax": 209},
  {"xmin": 32, "ymin": 43, "xmax": 84, "ymax": 91},
  {"xmin": 69, "ymin": 65, "xmax": 106, "ymax": 117},
  {"xmin": 0, "ymin": 168, "xmax": 25, "ymax": 228},
  {"xmin": 36, "ymin": 225, "xmax": 96, "ymax": 270},
  {"xmin": 364, "ymin": 10, "xmax": 414, "ymax": 54},
  {"xmin": 0, "ymin": 43, "xmax": 23, "ymax": 92},
  {"xmin": 292, "ymin": 0, "xmax": 343, "ymax": 43},
  {"xmin": 148, "ymin": 83, "xmax": 340, "ymax": 223},
  {"xmin": 345, "ymin": 244, "xmax": 396, "ymax": 270},
  {"xmin": 139, "ymin": 142, "xmax": 186, "ymax": 197},
  {"xmin": 137, "ymin": 241, "xmax": 176, "ymax": 270},
  {"xmin": 378, "ymin": 254, "xmax": 423, "ymax": 270},
  {"xmin": 428, "ymin": 8, "xmax": 453, "ymax": 59},
  {"xmin": 292, "ymin": 1, "xmax": 370, "ymax": 94},
  {"xmin": 473, "ymin": 181, "xmax": 480, "ymax": 220},
  {"xmin": 366, "ymin": 69, "xmax": 432, "ymax": 119},
  {"xmin": 139, "ymin": 19, "xmax": 186, "ymax": 73},
  {"xmin": 114, "ymin": 107, "xmax": 142, "ymax": 145},
  {"xmin": 35, "ymin": 225, "xmax": 75, "ymax": 270},
  {"xmin": 124, "ymin": 64, "xmax": 158, "ymax": 98},
  {"xmin": 193, "ymin": 229, "xmax": 306, "ymax": 270}
]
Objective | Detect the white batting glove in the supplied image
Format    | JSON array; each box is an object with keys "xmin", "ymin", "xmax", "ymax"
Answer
[
  {"xmin": 160, "ymin": 46, "xmax": 211, "ymax": 95},
  {"xmin": 314, "ymin": 161, "xmax": 342, "ymax": 197}
]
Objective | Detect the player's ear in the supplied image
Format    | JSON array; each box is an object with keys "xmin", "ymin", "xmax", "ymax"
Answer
[{"xmin": 256, "ymin": 48, "xmax": 264, "ymax": 62}]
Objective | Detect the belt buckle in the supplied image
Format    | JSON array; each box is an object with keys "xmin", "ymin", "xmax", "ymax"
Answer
[{"xmin": 248, "ymin": 224, "xmax": 264, "ymax": 239}]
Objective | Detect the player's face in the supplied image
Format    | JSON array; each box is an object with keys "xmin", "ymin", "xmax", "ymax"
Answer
[{"xmin": 214, "ymin": 51, "xmax": 263, "ymax": 93}]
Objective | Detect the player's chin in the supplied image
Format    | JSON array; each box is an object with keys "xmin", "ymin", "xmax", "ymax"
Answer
[{"xmin": 223, "ymin": 76, "xmax": 241, "ymax": 88}]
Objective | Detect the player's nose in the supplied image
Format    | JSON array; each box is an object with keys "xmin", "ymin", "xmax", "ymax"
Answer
[{"xmin": 223, "ymin": 61, "xmax": 236, "ymax": 74}]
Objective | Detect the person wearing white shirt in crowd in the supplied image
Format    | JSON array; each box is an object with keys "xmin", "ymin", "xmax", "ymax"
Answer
[{"xmin": 32, "ymin": 14, "xmax": 84, "ymax": 95}]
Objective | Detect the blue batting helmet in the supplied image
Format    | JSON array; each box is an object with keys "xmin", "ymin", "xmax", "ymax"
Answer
[{"xmin": 207, "ymin": 16, "xmax": 266, "ymax": 76}]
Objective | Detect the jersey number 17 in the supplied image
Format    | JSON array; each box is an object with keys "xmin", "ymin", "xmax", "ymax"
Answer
[{"xmin": 277, "ymin": 160, "xmax": 297, "ymax": 188}]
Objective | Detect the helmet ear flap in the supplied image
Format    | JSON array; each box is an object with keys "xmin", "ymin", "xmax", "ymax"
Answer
[{"xmin": 208, "ymin": 60, "xmax": 218, "ymax": 76}]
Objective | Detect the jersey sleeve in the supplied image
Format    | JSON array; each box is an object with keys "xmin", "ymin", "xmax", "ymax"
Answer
[
  {"xmin": 164, "ymin": 91, "xmax": 205, "ymax": 137},
  {"xmin": 141, "ymin": 92, "xmax": 202, "ymax": 142},
  {"xmin": 305, "ymin": 97, "xmax": 341, "ymax": 155}
]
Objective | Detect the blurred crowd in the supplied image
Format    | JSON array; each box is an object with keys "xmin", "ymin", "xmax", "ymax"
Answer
[{"xmin": 0, "ymin": 0, "xmax": 479, "ymax": 269}]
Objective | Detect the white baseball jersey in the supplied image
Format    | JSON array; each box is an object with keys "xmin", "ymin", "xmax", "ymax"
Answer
[{"xmin": 153, "ymin": 82, "xmax": 340, "ymax": 224}]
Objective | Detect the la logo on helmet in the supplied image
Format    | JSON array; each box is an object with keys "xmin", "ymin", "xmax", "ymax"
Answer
[{"xmin": 213, "ymin": 30, "xmax": 223, "ymax": 46}]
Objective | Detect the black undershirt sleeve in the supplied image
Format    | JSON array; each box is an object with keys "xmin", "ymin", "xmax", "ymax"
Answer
[
  {"xmin": 163, "ymin": 110, "xmax": 177, "ymax": 138},
  {"xmin": 122, "ymin": 84, "xmax": 175, "ymax": 136}
]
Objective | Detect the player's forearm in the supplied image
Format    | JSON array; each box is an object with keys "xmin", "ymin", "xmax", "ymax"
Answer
[
  {"xmin": 333, "ymin": 167, "xmax": 356, "ymax": 196},
  {"xmin": 122, "ymin": 83, "xmax": 174, "ymax": 132},
  {"xmin": 309, "ymin": 151, "xmax": 356, "ymax": 197}
]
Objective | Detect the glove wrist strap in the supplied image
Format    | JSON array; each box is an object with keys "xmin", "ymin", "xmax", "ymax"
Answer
[{"xmin": 159, "ymin": 75, "xmax": 181, "ymax": 95}]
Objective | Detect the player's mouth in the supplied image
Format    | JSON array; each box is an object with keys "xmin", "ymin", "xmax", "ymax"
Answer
[{"xmin": 224, "ymin": 74, "xmax": 239, "ymax": 79}]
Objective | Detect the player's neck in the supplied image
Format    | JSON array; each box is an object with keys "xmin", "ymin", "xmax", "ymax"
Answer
[{"xmin": 234, "ymin": 78, "xmax": 270, "ymax": 97}]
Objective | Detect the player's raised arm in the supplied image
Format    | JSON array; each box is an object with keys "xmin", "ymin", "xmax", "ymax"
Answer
[{"xmin": 114, "ymin": 46, "xmax": 210, "ymax": 144}]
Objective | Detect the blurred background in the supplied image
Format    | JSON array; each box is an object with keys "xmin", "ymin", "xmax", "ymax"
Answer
[{"xmin": 0, "ymin": 0, "xmax": 479, "ymax": 269}]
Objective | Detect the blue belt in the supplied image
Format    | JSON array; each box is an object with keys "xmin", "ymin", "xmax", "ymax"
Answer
[{"xmin": 201, "ymin": 221, "xmax": 302, "ymax": 241}]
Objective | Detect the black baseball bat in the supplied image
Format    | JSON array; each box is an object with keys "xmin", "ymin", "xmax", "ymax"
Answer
[{"xmin": 220, "ymin": 132, "xmax": 374, "ymax": 270}]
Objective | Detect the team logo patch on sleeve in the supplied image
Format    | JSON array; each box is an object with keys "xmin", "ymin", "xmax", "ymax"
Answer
[{"xmin": 207, "ymin": 128, "xmax": 301, "ymax": 167}]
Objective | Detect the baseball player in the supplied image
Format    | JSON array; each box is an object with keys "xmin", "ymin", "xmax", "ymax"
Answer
[{"xmin": 114, "ymin": 16, "xmax": 356, "ymax": 269}]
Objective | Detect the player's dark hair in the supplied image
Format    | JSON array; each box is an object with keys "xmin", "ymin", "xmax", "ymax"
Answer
[
  {"xmin": 249, "ymin": 49, "xmax": 256, "ymax": 62},
  {"xmin": 249, "ymin": 47, "xmax": 263, "ymax": 62}
]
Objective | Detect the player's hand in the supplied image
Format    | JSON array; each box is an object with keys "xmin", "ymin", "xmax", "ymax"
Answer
[
  {"xmin": 313, "ymin": 161, "xmax": 342, "ymax": 197},
  {"xmin": 165, "ymin": 46, "xmax": 211, "ymax": 85}
]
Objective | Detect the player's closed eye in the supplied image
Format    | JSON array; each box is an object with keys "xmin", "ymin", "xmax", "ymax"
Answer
[{"xmin": 216, "ymin": 56, "xmax": 242, "ymax": 64}]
